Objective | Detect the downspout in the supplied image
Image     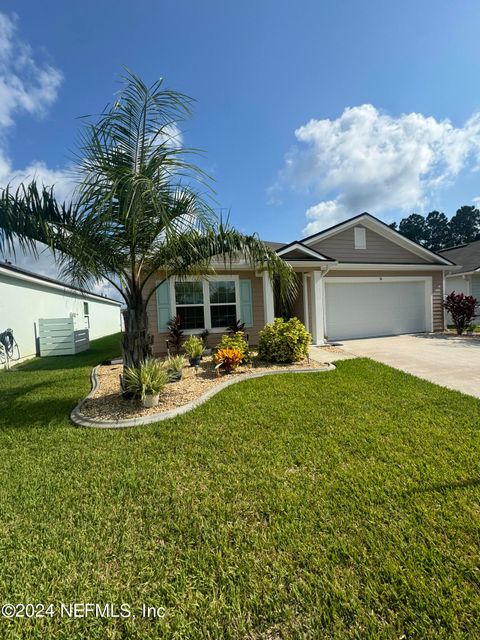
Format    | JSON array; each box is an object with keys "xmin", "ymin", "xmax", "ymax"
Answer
[{"xmin": 319, "ymin": 263, "xmax": 334, "ymax": 344}]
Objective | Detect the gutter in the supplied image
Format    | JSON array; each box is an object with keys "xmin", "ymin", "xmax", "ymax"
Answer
[{"xmin": 445, "ymin": 269, "xmax": 480, "ymax": 278}]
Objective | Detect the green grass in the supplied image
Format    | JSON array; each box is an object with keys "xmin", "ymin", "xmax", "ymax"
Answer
[
  {"xmin": 1, "ymin": 334, "xmax": 480, "ymax": 639},
  {"xmin": 447, "ymin": 324, "xmax": 480, "ymax": 334}
]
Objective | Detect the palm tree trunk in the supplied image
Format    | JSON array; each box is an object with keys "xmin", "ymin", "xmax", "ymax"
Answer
[{"xmin": 122, "ymin": 294, "xmax": 151, "ymax": 369}]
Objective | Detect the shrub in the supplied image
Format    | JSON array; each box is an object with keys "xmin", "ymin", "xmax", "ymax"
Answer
[
  {"xmin": 443, "ymin": 292, "xmax": 478, "ymax": 335},
  {"xmin": 183, "ymin": 335, "xmax": 204, "ymax": 358},
  {"xmin": 258, "ymin": 317, "xmax": 311, "ymax": 363},
  {"xmin": 213, "ymin": 348, "xmax": 243, "ymax": 373},
  {"xmin": 163, "ymin": 354, "xmax": 187, "ymax": 381},
  {"xmin": 200, "ymin": 329, "xmax": 210, "ymax": 348},
  {"xmin": 214, "ymin": 331, "xmax": 250, "ymax": 363},
  {"xmin": 124, "ymin": 358, "xmax": 169, "ymax": 399},
  {"xmin": 227, "ymin": 319, "xmax": 246, "ymax": 335},
  {"xmin": 166, "ymin": 316, "xmax": 184, "ymax": 355}
]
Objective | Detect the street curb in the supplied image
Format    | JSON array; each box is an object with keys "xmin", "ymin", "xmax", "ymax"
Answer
[{"xmin": 70, "ymin": 363, "xmax": 336, "ymax": 429}]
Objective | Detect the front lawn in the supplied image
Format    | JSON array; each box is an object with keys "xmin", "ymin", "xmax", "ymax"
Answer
[
  {"xmin": 447, "ymin": 324, "xmax": 480, "ymax": 333},
  {"xmin": 0, "ymin": 334, "xmax": 479, "ymax": 639}
]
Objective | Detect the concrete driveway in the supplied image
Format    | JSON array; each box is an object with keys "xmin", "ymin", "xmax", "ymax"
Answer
[{"xmin": 339, "ymin": 334, "xmax": 480, "ymax": 399}]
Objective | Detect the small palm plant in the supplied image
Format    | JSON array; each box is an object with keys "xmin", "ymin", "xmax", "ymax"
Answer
[
  {"xmin": 163, "ymin": 354, "xmax": 187, "ymax": 381},
  {"xmin": 183, "ymin": 335, "xmax": 204, "ymax": 366},
  {"xmin": 124, "ymin": 358, "xmax": 169, "ymax": 407}
]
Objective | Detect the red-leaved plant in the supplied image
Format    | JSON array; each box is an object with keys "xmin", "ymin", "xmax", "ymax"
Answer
[{"xmin": 443, "ymin": 292, "xmax": 478, "ymax": 335}]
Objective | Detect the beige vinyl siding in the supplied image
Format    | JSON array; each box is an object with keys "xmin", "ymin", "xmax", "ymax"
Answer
[
  {"xmin": 144, "ymin": 270, "xmax": 266, "ymax": 356},
  {"xmin": 309, "ymin": 225, "xmax": 430, "ymax": 264},
  {"xmin": 327, "ymin": 269, "xmax": 445, "ymax": 331},
  {"xmin": 291, "ymin": 272, "xmax": 305, "ymax": 323}
]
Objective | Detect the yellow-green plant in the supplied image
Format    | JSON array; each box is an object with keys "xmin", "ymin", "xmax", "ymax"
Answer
[
  {"xmin": 163, "ymin": 354, "xmax": 187, "ymax": 381},
  {"xmin": 258, "ymin": 317, "xmax": 311, "ymax": 363},
  {"xmin": 214, "ymin": 331, "xmax": 250, "ymax": 363},
  {"xmin": 183, "ymin": 335, "xmax": 204, "ymax": 358}
]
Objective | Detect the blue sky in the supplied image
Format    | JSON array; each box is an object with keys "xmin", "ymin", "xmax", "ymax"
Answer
[{"xmin": 2, "ymin": 0, "xmax": 480, "ymax": 276}]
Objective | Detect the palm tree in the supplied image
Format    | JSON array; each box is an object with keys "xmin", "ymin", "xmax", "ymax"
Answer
[{"xmin": 0, "ymin": 72, "xmax": 295, "ymax": 368}]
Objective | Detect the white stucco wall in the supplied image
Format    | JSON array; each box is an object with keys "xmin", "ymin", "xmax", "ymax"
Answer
[{"xmin": 0, "ymin": 268, "xmax": 122, "ymax": 365}]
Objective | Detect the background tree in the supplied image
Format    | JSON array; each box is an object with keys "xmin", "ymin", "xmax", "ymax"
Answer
[
  {"xmin": 394, "ymin": 205, "xmax": 480, "ymax": 250},
  {"xmin": 448, "ymin": 205, "xmax": 480, "ymax": 246},
  {"xmin": 398, "ymin": 214, "xmax": 427, "ymax": 245},
  {"xmin": 424, "ymin": 210, "xmax": 450, "ymax": 251},
  {"xmin": 0, "ymin": 72, "xmax": 295, "ymax": 369}
]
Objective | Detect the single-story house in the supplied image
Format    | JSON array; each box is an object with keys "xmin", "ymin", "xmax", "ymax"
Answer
[
  {"xmin": 0, "ymin": 261, "xmax": 122, "ymax": 366},
  {"xmin": 145, "ymin": 212, "xmax": 457, "ymax": 354},
  {"xmin": 439, "ymin": 239, "xmax": 480, "ymax": 319}
]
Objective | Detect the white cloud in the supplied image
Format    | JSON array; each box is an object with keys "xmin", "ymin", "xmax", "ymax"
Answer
[
  {"xmin": 0, "ymin": 13, "xmax": 122, "ymax": 302},
  {"xmin": 304, "ymin": 200, "xmax": 348, "ymax": 234},
  {"xmin": 0, "ymin": 13, "xmax": 63, "ymax": 129},
  {"xmin": 0, "ymin": 12, "xmax": 73, "ymax": 283},
  {"xmin": 0, "ymin": 12, "xmax": 71, "ymax": 203},
  {"xmin": 159, "ymin": 122, "xmax": 183, "ymax": 149},
  {"xmin": 0, "ymin": 156, "xmax": 74, "ymax": 201},
  {"xmin": 273, "ymin": 104, "xmax": 480, "ymax": 236}
]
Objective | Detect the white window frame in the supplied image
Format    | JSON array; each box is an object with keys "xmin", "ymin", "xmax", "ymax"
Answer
[
  {"xmin": 170, "ymin": 275, "xmax": 241, "ymax": 334},
  {"xmin": 354, "ymin": 226, "xmax": 366, "ymax": 250},
  {"xmin": 83, "ymin": 301, "xmax": 90, "ymax": 329}
]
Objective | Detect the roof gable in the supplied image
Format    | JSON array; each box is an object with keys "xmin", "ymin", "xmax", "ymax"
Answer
[
  {"xmin": 276, "ymin": 241, "xmax": 335, "ymax": 262},
  {"xmin": 302, "ymin": 213, "xmax": 454, "ymax": 266}
]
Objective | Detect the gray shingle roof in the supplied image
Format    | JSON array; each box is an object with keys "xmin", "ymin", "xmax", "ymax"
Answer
[
  {"xmin": 439, "ymin": 239, "xmax": 480, "ymax": 274},
  {"xmin": 262, "ymin": 240, "xmax": 286, "ymax": 250}
]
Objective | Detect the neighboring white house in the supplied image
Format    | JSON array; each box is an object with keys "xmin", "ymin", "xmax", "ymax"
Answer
[
  {"xmin": 0, "ymin": 261, "xmax": 122, "ymax": 366},
  {"xmin": 439, "ymin": 239, "xmax": 480, "ymax": 322}
]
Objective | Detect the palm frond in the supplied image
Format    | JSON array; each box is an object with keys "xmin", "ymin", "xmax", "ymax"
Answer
[{"xmin": 0, "ymin": 70, "xmax": 296, "ymax": 339}]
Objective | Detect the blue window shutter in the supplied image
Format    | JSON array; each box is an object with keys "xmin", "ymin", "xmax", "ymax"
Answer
[
  {"xmin": 239, "ymin": 279, "xmax": 253, "ymax": 327},
  {"xmin": 156, "ymin": 279, "xmax": 171, "ymax": 332}
]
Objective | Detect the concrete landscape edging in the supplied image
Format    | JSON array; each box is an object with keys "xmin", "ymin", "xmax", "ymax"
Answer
[{"xmin": 70, "ymin": 362, "xmax": 336, "ymax": 429}]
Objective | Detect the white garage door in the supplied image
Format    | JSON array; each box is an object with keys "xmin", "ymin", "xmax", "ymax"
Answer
[{"xmin": 325, "ymin": 280, "xmax": 428, "ymax": 340}]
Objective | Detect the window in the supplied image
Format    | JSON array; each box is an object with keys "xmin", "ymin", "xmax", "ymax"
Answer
[
  {"xmin": 174, "ymin": 281, "xmax": 205, "ymax": 330},
  {"xmin": 174, "ymin": 278, "xmax": 238, "ymax": 331},
  {"xmin": 354, "ymin": 226, "xmax": 366, "ymax": 249},
  {"xmin": 83, "ymin": 302, "xmax": 90, "ymax": 328},
  {"xmin": 209, "ymin": 280, "xmax": 237, "ymax": 328}
]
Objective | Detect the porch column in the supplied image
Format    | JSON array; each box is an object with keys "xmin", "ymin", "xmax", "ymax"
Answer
[
  {"xmin": 262, "ymin": 271, "xmax": 275, "ymax": 324},
  {"xmin": 302, "ymin": 273, "xmax": 310, "ymax": 332},
  {"xmin": 310, "ymin": 270, "xmax": 325, "ymax": 345}
]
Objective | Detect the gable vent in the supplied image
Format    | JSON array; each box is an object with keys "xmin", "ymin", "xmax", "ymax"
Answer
[{"xmin": 354, "ymin": 227, "xmax": 366, "ymax": 249}]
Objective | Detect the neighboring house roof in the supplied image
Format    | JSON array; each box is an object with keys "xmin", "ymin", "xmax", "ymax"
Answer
[
  {"xmin": 439, "ymin": 239, "xmax": 480, "ymax": 275},
  {"xmin": 0, "ymin": 261, "xmax": 122, "ymax": 305},
  {"xmin": 263, "ymin": 240, "xmax": 286, "ymax": 251},
  {"xmin": 300, "ymin": 212, "xmax": 455, "ymax": 266}
]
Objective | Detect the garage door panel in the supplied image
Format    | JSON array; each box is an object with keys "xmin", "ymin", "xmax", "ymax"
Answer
[{"xmin": 325, "ymin": 281, "xmax": 427, "ymax": 340}]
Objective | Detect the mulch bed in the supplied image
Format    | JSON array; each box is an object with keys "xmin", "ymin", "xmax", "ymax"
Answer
[{"xmin": 81, "ymin": 353, "xmax": 330, "ymax": 422}]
